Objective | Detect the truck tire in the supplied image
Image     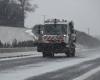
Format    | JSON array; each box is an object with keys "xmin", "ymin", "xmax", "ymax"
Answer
[
  {"xmin": 73, "ymin": 48, "xmax": 75, "ymax": 56},
  {"xmin": 70, "ymin": 48, "xmax": 75, "ymax": 57},
  {"xmin": 66, "ymin": 53, "xmax": 71, "ymax": 57},
  {"xmin": 65, "ymin": 51, "xmax": 71, "ymax": 57},
  {"xmin": 42, "ymin": 52, "xmax": 47, "ymax": 57},
  {"xmin": 48, "ymin": 52, "xmax": 54, "ymax": 57},
  {"xmin": 65, "ymin": 48, "xmax": 75, "ymax": 57}
]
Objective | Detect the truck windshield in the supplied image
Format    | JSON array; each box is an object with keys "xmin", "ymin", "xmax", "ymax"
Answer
[{"xmin": 44, "ymin": 24, "xmax": 67, "ymax": 35}]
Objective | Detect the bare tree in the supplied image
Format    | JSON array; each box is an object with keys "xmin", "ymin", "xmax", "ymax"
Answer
[
  {"xmin": 0, "ymin": 0, "xmax": 38, "ymax": 27},
  {"xmin": 18, "ymin": 0, "xmax": 38, "ymax": 15},
  {"xmin": 17, "ymin": 0, "xmax": 38, "ymax": 26}
]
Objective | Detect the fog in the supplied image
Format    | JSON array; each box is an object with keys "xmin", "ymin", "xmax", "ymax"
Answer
[{"xmin": 25, "ymin": 0, "xmax": 100, "ymax": 35}]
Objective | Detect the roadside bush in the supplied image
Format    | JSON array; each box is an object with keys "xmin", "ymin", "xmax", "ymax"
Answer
[
  {"xmin": 0, "ymin": 40, "xmax": 3, "ymax": 48},
  {"xmin": 0, "ymin": 39, "xmax": 36, "ymax": 48}
]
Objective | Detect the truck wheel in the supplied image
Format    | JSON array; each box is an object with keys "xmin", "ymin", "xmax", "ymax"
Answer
[
  {"xmin": 48, "ymin": 52, "xmax": 54, "ymax": 57},
  {"xmin": 70, "ymin": 48, "xmax": 75, "ymax": 57},
  {"xmin": 42, "ymin": 52, "xmax": 47, "ymax": 57},
  {"xmin": 67, "ymin": 53, "xmax": 71, "ymax": 57},
  {"xmin": 65, "ymin": 52, "xmax": 71, "ymax": 57},
  {"xmin": 65, "ymin": 48, "xmax": 75, "ymax": 57}
]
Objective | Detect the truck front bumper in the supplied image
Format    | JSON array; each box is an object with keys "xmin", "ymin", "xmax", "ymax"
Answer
[{"xmin": 37, "ymin": 43, "xmax": 69, "ymax": 53}]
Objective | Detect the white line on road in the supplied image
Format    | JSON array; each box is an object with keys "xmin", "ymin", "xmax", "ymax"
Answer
[
  {"xmin": 0, "ymin": 48, "xmax": 93, "ymax": 61},
  {"xmin": 0, "ymin": 51, "xmax": 42, "ymax": 61},
  {"xmin": 73, "ymin": 66, "xmax": 100, "ymax": 80}
]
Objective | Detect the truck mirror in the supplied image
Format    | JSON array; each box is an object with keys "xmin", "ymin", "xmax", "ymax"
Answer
[
  {"xmin": 41, "ymin": 30, "xmax": 43, "ymax": 34},
  {"xmin": 69, "ymin": 21, "xmax": 74, "ymax": 33},
  {"xmin": 71, "ymin": 28, "xmax": 74, "ymax": 33},
  {"xmin": 38, "ymin": 25, "xmax": 41, "ymax": 35},
  {"xmin": 38, "ymin": 25, "xmax": 43, "ymax": 35}
]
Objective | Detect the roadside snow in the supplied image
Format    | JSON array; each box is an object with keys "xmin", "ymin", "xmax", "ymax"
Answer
[
  {"xmin": 0, "ymin": 26, "xmax": 33, "ymax": 43},
  {"xmin": 0, "ymin": 47, "xmax": 91, "ymax": 61},
  {"xmin": 0, "ymin": 51, "xmax": 41, "ymax": 61},
  {"xmin": 25, "ymin": 29, "xmax": 38, "ymax": 40}
]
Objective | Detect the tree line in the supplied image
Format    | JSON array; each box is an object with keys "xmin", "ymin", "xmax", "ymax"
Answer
[
  {"xmin": 0, "ymin": 0, "xmax": 38, "ymax": 27},
  {"xmin": 0, "ymin": 39, "xmax": 37, "ymax": 48}
]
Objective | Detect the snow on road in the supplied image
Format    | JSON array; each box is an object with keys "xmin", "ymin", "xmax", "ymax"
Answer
[
  {"xmin": 0, "ymin": 48, "xmax": 100, "ymax": 80},
  {"xmin": 73, "ymin": 66, "xmax": 100, "ymax": 80},
  {"xmin": 0, "ymin": 51, "xmax": 42, "ymax": 61},
  {"xmin": 0, "ymin": 47, "xmax": 90, "ymax": 61}
]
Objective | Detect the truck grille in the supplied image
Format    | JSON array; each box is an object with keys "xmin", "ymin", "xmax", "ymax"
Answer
[
  {"xmin": 37, "ymin": 43, "xmax": 67, "ymax": 52},
  {"xmin": 43, "ymin": 35, "xmax": 64, "ymax": 43}
]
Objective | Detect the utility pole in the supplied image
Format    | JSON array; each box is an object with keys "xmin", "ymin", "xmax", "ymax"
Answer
[
  {"xmin": 88, "ymin": 28, "xmax": 90, "ymax": 35},
  {"xmin": 42, "ymin": 15, "xmax": 46, "ymax": 25}
]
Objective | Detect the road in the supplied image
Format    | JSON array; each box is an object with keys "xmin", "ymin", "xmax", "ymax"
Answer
[{"xmin": 0, "ymin": 48, "xmax": 100, "ymax": 80}]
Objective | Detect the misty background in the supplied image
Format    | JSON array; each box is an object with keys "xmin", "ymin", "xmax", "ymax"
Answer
[
  {"xmin": 0, "ymin": 0, "xmax": 100, "ymax": 48},
  {"xmin": 26, "ymin": 0, "xmax": 100, "ymax": 36}
]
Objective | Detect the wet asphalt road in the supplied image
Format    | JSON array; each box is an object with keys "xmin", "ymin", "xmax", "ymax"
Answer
[
  {"xmin": 0, "ymin": 54, "xmax": 76, "ymax": 71},
  {"xmin": 0, "ymin": 48, "xmax": 100, "ymax": 80},
  {"xmin": 26, "ymin": 58, "xmax": 100, "ymax": 80},
  {"xmin": 85, "ymin": 71, "xmax": 100, "ymax": 80}
]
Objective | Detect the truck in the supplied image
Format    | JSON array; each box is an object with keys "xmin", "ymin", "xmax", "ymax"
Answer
[{"xmin": 36, "ymin": 19, "xmax": 76, "ymax": 57}]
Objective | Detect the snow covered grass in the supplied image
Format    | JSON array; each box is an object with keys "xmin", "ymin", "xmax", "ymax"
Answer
[
  {"xmin": 0, "ymin": 47, "xmax": 36, "ymax": 53},
  {"xmin": 0, "ymin": 51, "xmax": 42, "ymax": 61},
  {"xmin": 0, "ymin": 46, "xmax": 88, "ymax": 61},
  {"xmin": 0, "ymin": 26, "xmax": 33, "ymax": 43}
]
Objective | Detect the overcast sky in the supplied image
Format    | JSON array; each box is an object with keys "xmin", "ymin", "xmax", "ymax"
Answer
[{"xmin": 25, "ymin": 0, "xmax": 100, "ymax": 35}]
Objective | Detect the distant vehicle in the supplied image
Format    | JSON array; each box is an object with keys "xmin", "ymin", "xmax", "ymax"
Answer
[{"xmin": 36, "ymin": 19, "xmax": 76, "ymax": 57}]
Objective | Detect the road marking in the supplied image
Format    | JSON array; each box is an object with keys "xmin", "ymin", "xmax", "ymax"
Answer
[
  {"xmin": 73, "ymin": 66, "xmax": 100, "ymax": 80},
  {"xmin": 51, "ymin": 64, "xmax": 93, "ymax": 79},
  {"xmin": 0, "ymin": 51, "xmax": 42, "ymax": 61}
]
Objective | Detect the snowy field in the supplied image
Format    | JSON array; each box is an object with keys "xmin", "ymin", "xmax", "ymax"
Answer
[
  {"xmin": 0, "ymin": 47, "xmax": 35, "ymax": 53},
  {"xmin": 0, "ymin": 26, "xmax": 33, "ymax": 43}
]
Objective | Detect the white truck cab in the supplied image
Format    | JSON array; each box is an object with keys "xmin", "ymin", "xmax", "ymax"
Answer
[{"xmin": 37, "ymin": 19, "xmax": 76, "ymax": 57}]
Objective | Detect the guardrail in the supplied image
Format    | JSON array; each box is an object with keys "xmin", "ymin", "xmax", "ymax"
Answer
[{"xmin": 0, "ymin": 47, "xmax": 36, "ymax": 53}]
